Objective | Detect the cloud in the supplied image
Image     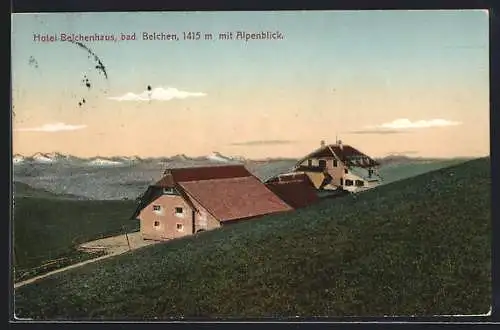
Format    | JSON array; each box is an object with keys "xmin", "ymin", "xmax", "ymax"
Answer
[
  {"xmin": 348, "ymin": 129, "xmax": 409, "ymax": 135},
  {"xmin": 374, "ymin": 118, "xmax": 462, "ymax": 130},
  {"xmin": 14, "ymin": 122, "xmax": 87, "ymax": 132},
  {"xmin": 230, "ymin": 140, "xmax": 295, "ymax": 146},
  {"xmin": 108, "ymin": 87, "xmax": 207, "ymax": 101},
  {"xmin": 385, "ymin": 151, "xmax": 420, "ymax": 156},
  {"xmin": 349, "ymin": 118, "xmax": 462, "ymax": 134}
]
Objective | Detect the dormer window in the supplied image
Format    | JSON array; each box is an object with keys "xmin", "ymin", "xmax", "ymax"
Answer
[
  {"xmin": 163, "ymin": 187, "xmax": 177, "ymax": 195},
  {"xmin": 344, "ymin": 168, "xmax": 348, "ymax": 174},
  {"xmin": 307, "ymin": 159, "xmax": 312, "ymax": 166},
  {"xmin": 153, "ymin": 205, "xmax": 161, "ymax": 212},
  {"xmin": 163, "ymin": 187, "xmax": 179, "ymax": 195}
]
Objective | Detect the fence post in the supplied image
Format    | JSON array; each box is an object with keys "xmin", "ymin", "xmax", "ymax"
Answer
[{"xmin": 123, "ymin": 226, "xmax": 131, "ymax": 251}]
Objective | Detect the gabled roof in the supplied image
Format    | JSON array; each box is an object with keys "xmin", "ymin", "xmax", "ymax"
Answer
[
  {"xmin": 265, "ymin": 173, "xmax": 320, "ymax": 209},
  {"xmin": 129, "ymin": 184, "xmax": 198, "ymax": 220},
  {"xmin": 130, "ymin": 186, "xmax": 163, "ymax": 220},
  {"xmin": 296, "ymin": 144, "xmax": 379, "ymax": 168},
  {"xmin": 155, "ymin": 165, "xmax": 252, "ymax": 187},
  {"xmin": 179, "ymin": 176, "xmax": 293, "ymax": 222},
  {"xmin": 132, "ymin": 164, "xmax": 292, "ymax": 222}
]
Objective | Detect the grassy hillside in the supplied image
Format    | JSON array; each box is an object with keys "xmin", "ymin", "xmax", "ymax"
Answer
[
  {"xmin": 13, "ymin": 184, "xmax": 139, "ymax": 282},
  {"xmin": 13, "ymin": 181, "xmax": 83, "ymax": 199},
  {"xmin": 378, "ymin": 158, "xmax": 470, "ymax": 185},
  {"xmin": 14, "ymin": 158, "xmax": 491, "ymax": 319}
]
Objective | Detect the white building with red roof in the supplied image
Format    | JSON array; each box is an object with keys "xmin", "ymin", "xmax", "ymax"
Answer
[{"xmin": 292, "ymin": 140, "xmax": 383, "ymax": 193}]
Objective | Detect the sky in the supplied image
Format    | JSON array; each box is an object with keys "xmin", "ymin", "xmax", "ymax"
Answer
[{"xmin": 11, "ymin": 10, "xmax": 490, "ymax": 159}]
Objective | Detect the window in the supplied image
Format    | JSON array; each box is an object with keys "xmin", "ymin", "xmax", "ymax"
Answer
[
  {"xmin": 307, "ymin": 159, "xmax": 312, "ymax": 166},
  {"xmin": 153, "ymin": 205, "xmax": 161, "ymax": 211},
  {"xmin": 345, "ymin": 179, "xmax": 354, "ymax": 186},
  {"xmin": 154, "ymin": 221, "xmax": 160, "ymax": 227},
  {"xmin": 333, "ymin": 160, "xmax": 338, "ymax": 167},
  {"xmin": 344, "ymin": 168, "xmax": 348, "ymax": 174},
  {"xmin": 318, "ymin": 160, "xmax": 327, "ymax": 168},
  {"xmin": 163, "ymin": 187, "xmax": 177, "ymax": 195},
  {"xmin": 355, "ymin": 180, "xmax": 364, "ymax": 187},
  {"xmin": 175, "ymin": 207, "xmax": 183, "ymax": 214},
  {"xmin": 176, "ymin": 223, "xmax": 184, "ymax": 231},
  {"xmin": 340, "ymin": 178, "xmax": 343, "ymax": 185}
]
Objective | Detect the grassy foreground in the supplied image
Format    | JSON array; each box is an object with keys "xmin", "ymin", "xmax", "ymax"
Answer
[
  {"xmin": 13, "ymin": 183, "xmax": 139, "ymax": 282},
  {"xmin": 15, "ymin": 158, "xmax": 491, "ymax": 319}
]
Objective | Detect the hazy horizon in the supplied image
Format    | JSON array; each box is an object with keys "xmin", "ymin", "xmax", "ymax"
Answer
[
  {"xmin": 11, "ymin": 10, "xmax": 490, "ymax": 159},
  {"xmin": 12, "ymin": 149, "xmax": 483, "ymax": 161}
]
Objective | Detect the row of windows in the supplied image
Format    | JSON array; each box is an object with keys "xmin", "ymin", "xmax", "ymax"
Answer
[
  {"xmin": 306, "ymin": 158, "xmax": 373, "ymax": 169},
  {"xmin": 307, "ymin": 159, "xmax": 349, "ymax": 174},
  {"xmin": 153, "ymin": 221, "xmax": 184, "ymax": 231},
  {"xmin": 340, "ymin": 179, "xmax": 365, "ymax": 187},
  {"xmin": 308, "ymin": 159, "xmax": 339, "ymax": 168},
  {"xmin": 153, "ymin": 205, "xmax": 183, "ymax": 214}
]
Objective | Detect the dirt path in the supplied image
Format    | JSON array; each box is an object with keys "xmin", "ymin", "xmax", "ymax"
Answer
[{"xmin": 14, "ymin": 232, "xmax": 160, "ymax": 289}]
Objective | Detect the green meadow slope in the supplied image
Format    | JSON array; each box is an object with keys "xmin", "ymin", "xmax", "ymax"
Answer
[
  {"xmin": 13, "ymin": 181, "xmax": 82, "ymax": 199},
  {"xmin": 14, "ymin": 158, "xmax": 491, "ymax": 319},
  {"xmin": 378, "ymin": 158, "xmax": 471, "ymax": 185},
  {"xmin": 13, "ymin": 182, "xmax": 139, "ymax": 282}
]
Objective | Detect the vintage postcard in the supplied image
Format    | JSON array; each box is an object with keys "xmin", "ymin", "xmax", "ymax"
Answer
[{"xmin": 11, "ymin": 10, "xmax": 491, "ymax": 320}]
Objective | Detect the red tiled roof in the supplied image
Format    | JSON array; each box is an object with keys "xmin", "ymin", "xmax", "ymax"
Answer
[
  {"xmin": 265, "ymin": 173, "xmax": 319, "ymax": 209},
  {"xmin": 298, "ymin": 144, "xmax": 379, "ymax": 167},
  {"xmin": 155, "ymin": 165, "xmax": 252, "ymax": 187},
  {"xmin": 330, "ymin": 145, "xmax": 372, "ymax": 161},
  {"xmin": 179, "ymin": 176, "xmax": 293, "ymax": 222}
]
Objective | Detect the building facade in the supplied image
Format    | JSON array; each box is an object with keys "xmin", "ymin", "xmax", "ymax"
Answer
[
  {"xmin": 131, "ymin": 165, "xmax": 293, "ymax": 241},
  {"xmin": 293, "ymin": 140, "xmax": 382, "ymax": 193}
]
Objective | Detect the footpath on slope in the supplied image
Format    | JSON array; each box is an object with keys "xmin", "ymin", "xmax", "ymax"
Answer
[{"xmin": 14, "ymin": 232, "xmax": 160, "ymax": 289}]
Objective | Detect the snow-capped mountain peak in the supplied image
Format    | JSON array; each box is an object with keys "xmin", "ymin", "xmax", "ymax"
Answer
[
  {"xmin": 170, "ymin": 154, "xmax": 192, "ymax": 161},
  {"xmin": 119, "ymin": 155, "xmax": 142, "ymax": 162},
  {"xmin": 13, "ymin": 154, "xmax": 25, "ymax": 164},
  {"xmin": 206, "ymin": 151, "xmax": 233, "ymax": 162},
  {"xmin": 31, "ymin": 152, "xmax": 56, "ymax": 163},
  {"xmin": 87, "ymin": 158, "xmax": 124, "ymax": 166}
]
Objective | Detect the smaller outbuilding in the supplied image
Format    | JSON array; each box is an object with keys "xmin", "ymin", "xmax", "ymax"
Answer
[{"xmin": 265, "ymin": 172, "xmax": 320, "ymax": 209}]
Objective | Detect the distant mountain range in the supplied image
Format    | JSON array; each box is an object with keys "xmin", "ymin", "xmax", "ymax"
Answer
[
  {"xmin": 12, "ymin": 151, "xmax": 475, "ymax": 201},
  {"xmin": 12, "ymin": 151, "xmax": 471, "ymax": 167},
  {"xmin": 12, "ymin": 151, "xmax": 248, "ymax": 166}
]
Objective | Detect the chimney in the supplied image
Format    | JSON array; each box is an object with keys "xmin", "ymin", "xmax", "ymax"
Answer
[
  {"xmin": 338, "ymin": 139, "xmax": 343, "ymax": 150},
  {"xmin": 320, "ymin": 140, "xmax": 326, "ymax": 148}
]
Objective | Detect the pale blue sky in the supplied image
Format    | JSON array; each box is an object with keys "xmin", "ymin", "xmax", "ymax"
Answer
[{"xmin": 11, "ymin": 10, "xmax": 490, "ymax": 158}]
